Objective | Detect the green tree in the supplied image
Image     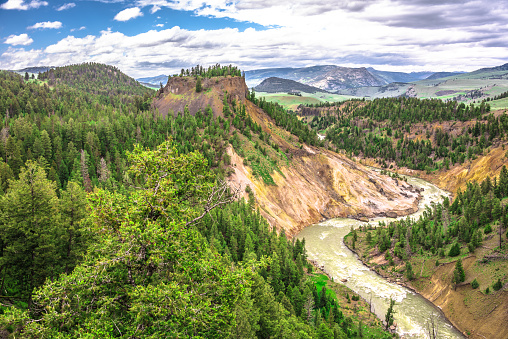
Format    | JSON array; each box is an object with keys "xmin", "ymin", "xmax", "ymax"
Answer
[
  {"xmin": 453, "ymin": 259, "xmax": 465, "ymax": 285},
  {"xmin": 2, "ymin": 141, "xmax": 248, "ymax": 337},
  {"xmin": 59, "ymin": 181, "xmax": 87, "ymax": 274},
  {"xmin": 471, "ymin": 278, "xmax": 479, "ymax": 289},
  {"xmin": 405, "ymin": 261, "xmax": 415, "ymax": 280},
  {"xmin": 0, "ymin": 161, "xmax": 60, "ymax": 305},
  {"xmin": 493, "ymin": 278, "xmax": 503, "ymax": 291},
  {"xmin": 385, "ymin": 298, "xmax": 396, "ymax": 330},
  {"xmin": 196, "ymin": 76, "xmax": 202, "ymax": 93}
]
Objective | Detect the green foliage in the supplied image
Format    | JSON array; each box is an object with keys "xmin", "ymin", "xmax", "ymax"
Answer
[
  {"xmin": 0, "ymin": 162, "xmax": 88, "ymax": 302},
  {"xmin": 492, "ymin": 278, "xmax": 503, "ymax": 291},
  {"xmin": 471, "ymin": 278, "xmax": 479, "ymax": 289},
  {"xmin": 448, "ymin": 242, "xmax": 461, "ymax": 257},
  {"xmin": 196, "ymin": 76, "xmax": 203, "ymax": 92},
  {"xmin": 179, "ymin": 64, "xmax": 242, "ymax": 78},
  {"xmin": 249, "ymin": 91, "xmax": 319, "ymax": 146},
  {"xmin": 405, "ymin": 261, "xmax": 415, "ymax": 280},
  {"xmin": 385, "ymin": 298, "xmax": 396, "ymax": 330},
  {"xmin": 321, "ymin": 96, "xmax": 508, "ymax": 172},
  {"xmin": 453, "ymin": 259, "xmax": 466, "ymax": 284}
]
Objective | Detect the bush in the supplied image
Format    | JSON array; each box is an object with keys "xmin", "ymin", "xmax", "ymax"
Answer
[
  {"xmin": 484, "ymin": 224, "xmax": 492, "ymax": 234},
  {"xmin": 468, "ymin": 242, "xmax": 475, "ymax": 253},
  {"xmin": 485, "ymin": 287, "xmax": 490, "ymax": 294},
  {"xmin": 448, "ymin": 242, "xmax": 460, "ymax": 257},
  {"xmin": 493, "ymin": 278, "xmax": 503, "ymax": 291},
  {"xmin": 406, "ymin": 262, "xmax": 415, "ymax": 280},
  {"xmin": 471, "ymin": 278, "xmax": 479, "ymax": 289}
]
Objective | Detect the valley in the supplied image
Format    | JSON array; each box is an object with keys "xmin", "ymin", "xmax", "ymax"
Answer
[{"xmin": 0, "ymin": 61, "xmax": 507, "ymax": 339}]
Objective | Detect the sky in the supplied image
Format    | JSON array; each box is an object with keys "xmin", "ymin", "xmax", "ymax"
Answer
[{"xmin": 1, "ymin": 0, "xmax": 507, "ymax": 78}]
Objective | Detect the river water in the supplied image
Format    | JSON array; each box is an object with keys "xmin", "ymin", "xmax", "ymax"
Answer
[{"xmin": 296, "ymin": 173, "xmax": 465, "ymax": 338}]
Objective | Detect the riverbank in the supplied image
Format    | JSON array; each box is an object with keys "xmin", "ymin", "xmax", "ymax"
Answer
[
  {"xmin": 306, "ymin": 262, "xmax": 396, "ymax": 337},
  {"xmin": 344, "ymin": 227, "xmax": 508, "ymax": 339}
]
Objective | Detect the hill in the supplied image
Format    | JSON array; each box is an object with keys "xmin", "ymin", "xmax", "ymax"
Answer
[
  {"xmin": 38, "ymin": 62, "xmax": 153, "ymax": 98},
  {"xmin": 337, "ymin": 82, "xmax": 410, "ymax": 98},
  {"xmin": 366, "ymin": 67, "xmax": 433, "ymax": 84},
  {"xmin": 254, "ymin": 77, "xmax": 328, "ymax": 93},
  {"xmin": 245, "ymin": 65, "xmax": 386, "ymax": 91},
  {"xmin": 425, "ymin": 71, "xmax": 464, "ymax": 80}
]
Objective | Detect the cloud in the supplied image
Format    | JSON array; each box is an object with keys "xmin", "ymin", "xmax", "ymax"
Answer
[
  {"xmin": 1, "ymin": 0, "xmax": 508, "ymax": 77},
  {"xmin": 4, "ymin": 33, "xmax": 33, "ymax": 46},
  {"xmin": 56, "ymin": 2, "xmax": 75, "ymax": 11},
  {"xmin": 114, "ymin": 7, "xmax": 143, "ymax": 21},
  {"xmin": 70, "ymin": 26, "xmax": 86, "ymax": 32},
  {"xmin": 0, "ymin": 0, "xmax": 48, "ymax": 10},
  {"xmin": 28, "ymin": 21, "xmax": 63, "ymax": 30},
  {"xmin": 150, "ymin": 4, "xmax": 160, "ymax": 13}
]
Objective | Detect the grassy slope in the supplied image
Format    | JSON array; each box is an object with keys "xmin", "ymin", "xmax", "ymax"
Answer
[{"xmin": 257, "ymin": 91, "xmax": 358, "ymax": 110}]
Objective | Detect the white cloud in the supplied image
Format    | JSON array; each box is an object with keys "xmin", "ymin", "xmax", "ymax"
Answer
[
  {"xmin": 28, "ymin": 21, "xmax": 63, "ymax": 30},
  {"xmin": 4, "ymin": 33, "xmax": 33, "ymax": 46},
  {"xmin": 114, "ymin": 7, "xmax": 143, "ymax": 21},
  {"xmin": 70, "ymin": 26, "xmax": 86, "ymax": 32},
  {"xmin": 56, "ymin": 2, "xmax": 75, "ymax": 11},
  {"xmin": 150, "ymin": 4, "xmax": 160, "ymax": 13},
  {"xmin": 156, "ymin": 23, "xmax": 164, "ymax": 27},
  {"xmin": 0, "ymin": 0, "xmax": 48, "ymax": 10}
]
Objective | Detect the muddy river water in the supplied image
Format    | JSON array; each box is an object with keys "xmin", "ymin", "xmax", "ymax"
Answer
[{"xmin": 296, "ymin": 173, "xmax": 465, "ymax": 338}]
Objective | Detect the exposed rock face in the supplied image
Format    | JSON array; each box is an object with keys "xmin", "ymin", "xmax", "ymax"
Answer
[
  {"xmin": 154, "ymin": 76, "xmax": 249, "ymax": 118},
  {"xmin": 154, "ymin": 76, "xmax": 421, "ymax": 236},
  {"xmin": 228, "ymin": 145, "xmax": 420, "ymax": 236}
]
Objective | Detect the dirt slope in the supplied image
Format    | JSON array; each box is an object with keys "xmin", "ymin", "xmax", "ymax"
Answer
[{"xmin": 153, "ymin": 76, "xmax": 421, "ymax": 236}]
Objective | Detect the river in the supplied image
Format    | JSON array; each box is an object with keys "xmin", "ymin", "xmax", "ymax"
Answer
[{"xmin": 296, "ymin": 173, "xmax": 465, "ymax": 338}]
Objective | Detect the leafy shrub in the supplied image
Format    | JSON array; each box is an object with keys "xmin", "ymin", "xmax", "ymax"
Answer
[
  {"xmin": 484, "ymin": 224, "xmax": 492, "ymax": 234},
  {"xmin": 471, "ymin": 278, "xmax": 479, "ymax": 289},
  {"xmin": 448, "ymin": 242, "xmax": 460, "ymax": 257},
  {"xmin": 493, "ymin": 278, "xmax": 503, "ymax": 291}
]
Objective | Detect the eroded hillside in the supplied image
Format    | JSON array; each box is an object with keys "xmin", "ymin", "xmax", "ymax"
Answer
[{"xmin": 154, "ymin": 76, "xmax": 421, "ymax": 235}]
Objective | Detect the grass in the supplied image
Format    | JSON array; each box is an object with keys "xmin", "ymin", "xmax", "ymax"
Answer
[{"xmin": 257, "ymin": 91, "xmax": 357, "ymax": 110}]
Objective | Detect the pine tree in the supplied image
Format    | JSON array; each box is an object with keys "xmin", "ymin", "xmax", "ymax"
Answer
[
  {"xmin": 196, "ymin": 76, "xmax": 202, "ymax": 93},
  {"xmin": 385, "ymin": 298, "xmax": 396, "ymax": 330},
  {"xmin": 453, "ymin": 259, "xmax": 465, "ymax": 285},
  {"xmin": 0, "ymin": 161, "xmax": 60, "ymax": 305}
]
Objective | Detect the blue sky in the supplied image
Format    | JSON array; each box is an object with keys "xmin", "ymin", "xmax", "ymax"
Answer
[{"xmin": 1, "ymin": 0, "xmax": 508, "ymax": 78}]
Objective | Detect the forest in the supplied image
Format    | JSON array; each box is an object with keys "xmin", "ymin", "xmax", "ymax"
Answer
[
  {"xmin": 303, "ymin": 96, "xmax": 508, "ymax": 172},
  {"xmin": 0, "ymin": 64, "xmax": 389, "ymax": 337}
]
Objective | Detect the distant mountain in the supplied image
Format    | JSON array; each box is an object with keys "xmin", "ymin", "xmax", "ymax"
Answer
[
  {"xmin": 425, "ymin": 72, "xmax": 464, "ymax": 80},
  {"xmin": 366, "ymin": 67, "xmax": 433, "ymax": 84},
  {"xmin": 246, "ymin": 65, "xmax": 385, "ymax": 92},
  {"xmin": 12, "ymin": 66, "xmax": 54, "ymax": 75},
  {"xmin": 136, "ymin": 74, "xmax": 168, "ymax": 86},
  {"xmin": 254, "ymin": 77, "xmax": 328, "ymax": 93},
  {"xmin": 337, "ymin": 82, "xmax": 410, "ymax": 98}
]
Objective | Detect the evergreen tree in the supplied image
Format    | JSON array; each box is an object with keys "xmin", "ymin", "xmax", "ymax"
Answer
[
  {"xmin": 385, "ymin": 298, "xmax": 396, "ymax": 330},
  {"xmin": 453, "ymin": 259, "xmax": 465, "ymax": 285},
  {"xmin": 196, "ymin": 76, "xmax": 202, "ymax": 93},
  {"xmin": 0, "ymin": 161, "xmax": 60, "ymax": 305}
]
